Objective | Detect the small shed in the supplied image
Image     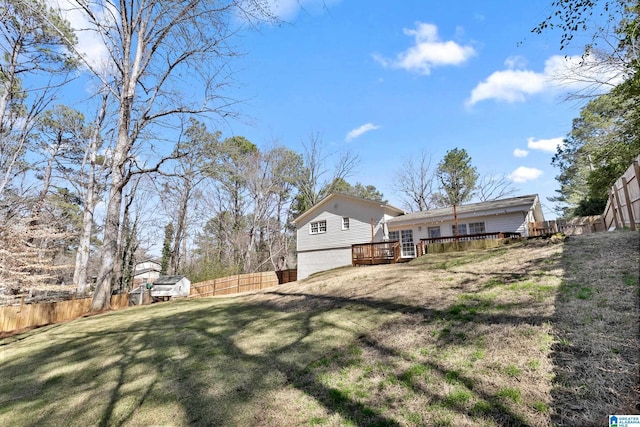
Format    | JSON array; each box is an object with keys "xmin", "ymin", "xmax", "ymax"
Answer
[{"xmin": 150, "ymin": 275, "xmax": 191, "ymax": 301}]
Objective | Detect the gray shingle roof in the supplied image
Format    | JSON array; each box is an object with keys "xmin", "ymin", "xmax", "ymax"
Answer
[
  {"xmin": 387, "ymin": 194, "xmax": 539, "ymax": 224},
  {"xmin": 153, "ymin": 275, "xmax": 186, "ymax": 285}
]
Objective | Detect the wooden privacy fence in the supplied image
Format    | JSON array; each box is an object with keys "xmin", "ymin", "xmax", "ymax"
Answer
[
  {"xmin": 276, "ymin": 269, "xmax": 297, "ymax": 284},
  {"xmin": 190, "ymin": 271, "xmax": 279, "ymax": 298},
  {"xmin": 603, "ymin": 155, "xmax": 640, "ymax": 231},
  {"xmin": 528, "ymin": 216, "xmax": 605, "ymax": 236},
  {"xmin": 0, "ymin": 294, "xmax": 129, "ymax": 333}
]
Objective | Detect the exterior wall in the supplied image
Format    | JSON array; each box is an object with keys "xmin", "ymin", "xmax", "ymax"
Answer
[
  {"xmin": 150, "ymin": 278, "xmax": 190, "ymax": 298},
  {"xmin": 297, "ymin": 248, "xmax": 352, "ymax": 280},
  {"xmin": 389, "ymin": 211, "xmax": 529, "ymax": 257},
  {"xmin": 132, "ymin": 270, "xmax": 160, "ymax": 286},
  {"xmin": 296, "ymin": 198, "xmax": 387, "ymax": 252},
  {"xmin": 390, "ymin": 212, "xmax": 527, "ymax": 238},
  {"xmin": 135, "ymin": 261, "xmax": 160, "ymax": 272}
]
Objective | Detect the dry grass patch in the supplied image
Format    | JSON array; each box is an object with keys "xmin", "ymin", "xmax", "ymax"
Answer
[
  {"xmin": 551, "ymin": 231, "xmax": 640, "ymax": 426},
  {"xmin": 0, "ymin": 232, "xmax": 637, "ymax": 426}
]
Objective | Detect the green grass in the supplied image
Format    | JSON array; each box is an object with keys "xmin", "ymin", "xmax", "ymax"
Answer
[
  {"xmin": 497, "ymin": 387, "xmax": 522, "ymax": 403},
  {"xmin": 2, "ymin": 232, "xmax": 636, "ymax": 426},
  {"xmin": 622, "ymin": 272, "xmax": 638, "ymax": 287}
]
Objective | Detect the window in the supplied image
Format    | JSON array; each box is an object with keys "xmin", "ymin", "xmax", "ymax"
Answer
[
  {"xmin": 310, "ymin": 220, "xmax": 327, "ymax": 234},
  {"xmin": 451, "ymin": 223, "xmax": 467, "ymax": 236},
  {"xmin": 428, "ymin": 226, "xmax": 441, "ymax": 238},
  {"xmin": 388, "ymin": 231, "xmax": 399, "ymax": 241},
  {"xmin": 468, "ymin": 222, "xmax": 486, "ymax": 234},
  {"xmin": 401, "ymin": 230, "xmax": 415, "ymax": 258},
  {"xmin": 342, "ymin": 217, "xmax": 350, "ymax": 230}
]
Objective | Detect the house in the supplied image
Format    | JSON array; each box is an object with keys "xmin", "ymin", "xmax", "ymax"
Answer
[
  {"xmin": 386, "ymin": 194, "xmax": 545, "ymax": 258},
  {"xmin": 149, "ymin": 275, "xmax": 191, "ymax": 301},
  {"xmin": 132, "ymin": 259, "xmax": 161, "ymax": 285},
  {"xmin": 293, "ymin": 193, "xmax": 545, "ymax": 278},
  {"xmin": 291, "ymin": 193, "xmax": 405, "ymax": 280}
]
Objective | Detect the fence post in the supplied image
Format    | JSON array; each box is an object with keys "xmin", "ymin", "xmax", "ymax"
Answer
[
  {"xmin": 622, "ymin": 177, "xmax": 636, "ymax": 230},
  {"xmin": 613, "ymin": 185, "xmax": 625, "ymax": 228},
  {"xmin": 609, "ymin": 189, "xmax": 620, "ymax": 229},
  {"xmin": 634, "ymin": 160, "xmax": 640, "ymax": 193}
]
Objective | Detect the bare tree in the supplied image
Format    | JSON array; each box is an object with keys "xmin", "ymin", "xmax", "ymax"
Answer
[
  {"xmin": 293, "ymin": 133, "xmax": 359, "ymax": 215},
  {"xmin": 158, "ymin": 119, "xmax": 219, "ymax": 274},
  {"xmin": 393, "ymin": 150, "xmax": 435, "ymax": 212},
  {"xmin": 73, "ymin": 91, "xmax": 110, "ymax": 294},
  {"xmin": 47, "ymin": 0, "xmax": 273, "ymax": 311},
  {"xmin": 475, "ymin": 173, "xmax": 519, "ymax": 202}
]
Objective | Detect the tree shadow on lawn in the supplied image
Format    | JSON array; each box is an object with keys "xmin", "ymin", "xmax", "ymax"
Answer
[
  {"xmin": 0, "ymin": 292, "xmax": 547, "ymax": 426},
  {"xmin": 550, "ymin": 231, "xmax": 640, "ymax": 426},
  {"xmin": 0, "ymin": 247, "xmax": 568, "ymax": 426}
]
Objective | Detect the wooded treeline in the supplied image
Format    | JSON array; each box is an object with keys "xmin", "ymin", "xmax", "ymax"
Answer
[
  {"xmin": 0, "ymin": 0, "xmax": 363, "ymax": 307},
  {"xmin": 1, "ymin": 0, "xmax": 637, "ymax": 311},
  {"xmin": 538, "ymin": 0, "xmax": 640, "ymax": 217}
]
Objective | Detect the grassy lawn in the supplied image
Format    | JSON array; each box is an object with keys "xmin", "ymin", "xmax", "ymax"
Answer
[{"xmin": 0, "ymin": 231, "xmax": 638, "ymax": 426}]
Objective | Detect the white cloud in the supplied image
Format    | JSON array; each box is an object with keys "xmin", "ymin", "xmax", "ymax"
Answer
[
  {"xmin": 373, "ymin": 22, "xmax": 475, "ymax": 75},
  {"xmin": 466, "ymin": 69, "xmax": 546, "ymax": 106},
  {"xmin": 513, "ymin": 148, "xmax": 529, "ymax": 158},
  {"xmin": 467, "ymin": 54, "xmax": 627, "ymax": 106},
  {"xmin": 47, "ymin": 0, "xmax": 111, "ymax": 69},
  {"xmin": 509, "ymin": 166, "xmax": 543, "ymax": 183},
  {"xmin": 345, "ymin": 123, "xmax": 380, "ymax": 142},
  {"xmin": 527, "ymin": 137, "xmax": 564, "ymax": 153}
]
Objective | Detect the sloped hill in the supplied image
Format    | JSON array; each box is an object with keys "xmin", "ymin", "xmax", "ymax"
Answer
[{"xmin": 0, "ymin": 231, "xmax": 637, "ymax": 426}]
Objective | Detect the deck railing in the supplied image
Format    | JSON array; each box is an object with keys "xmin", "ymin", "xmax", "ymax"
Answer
[
  {"xmin": 352, "ymin": 241, "xmax": 401, "ymax": 266},
  {"xmin": 418, "ymin": 232, "xmax": 521, "ymax": 255},
  {"xmin": 420, "ymin": 231, "xmax": 521, "ymax": 245}
]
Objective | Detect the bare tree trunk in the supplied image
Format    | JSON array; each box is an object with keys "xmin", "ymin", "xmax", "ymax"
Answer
[
  {"xmin": 170, "ymin": 180, "xmax": 191, "ymax": 274},
  {"xmin": 74, "ymin": 94, "xmax": 108, "ymax": 294},
  {"xmin": 92, "ymin": 103, "xmax": 132, "ymax": 311}
]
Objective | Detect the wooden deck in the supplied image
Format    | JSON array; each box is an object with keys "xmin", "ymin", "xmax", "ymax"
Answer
[{"xmin": 352, "ymin": 241, "xmax": 401, "ymax": 266}]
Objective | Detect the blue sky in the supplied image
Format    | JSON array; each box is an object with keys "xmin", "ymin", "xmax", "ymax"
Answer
[
  {"xmin": 53, "ymin": 0, "xmax": 622, "ymax": 220},
  {"xmin": 216, "ymin": 0, "xmax": 621, "ymax": 219}
]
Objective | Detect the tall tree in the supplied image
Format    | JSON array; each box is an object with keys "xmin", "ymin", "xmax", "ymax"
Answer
[
  {"xmin": 551, "ymin": 88, "xmax": 640, "ymax": 216},
  {"xmin": 53, "ymin": 0, "xmax": 273, "ymax": 311},
  {"xmin": 73, "ymin": 91, "xmax": 110, "ymax": 294},
  {"xmin": 476, "ymin": 173, "xmax": 518, "ymax": 202},
  {"xmin": 320, "ymin": 178, "xmax": 386, "ymax": 202},
  {"xmin": 32, "ymin": 105, "xmax": 85, "ymax": 211},
  {"xmin": 159, "ymin": 119, "xmax": 220, "ymax": 274},
  {"xmin": 292, "ymin": 133, "xmax": 359, "ymax": 217},
  {"xmin": 435, "ymin": 148, "xmax": 478, "ymax": 239},
  {"xmin": 435, "ymin": 148, "xmax": 478, "ymax": 206},
  {"xmin": 160, "ymin": 222, "xmax": 174, "ymax": 275},
  {"xmin": 0, "ymin": 0, "xmax": 77, "ymax": 197},
  {"xmin": 393, "ymin": 150, "xmax": 435, "ymax": 212}
]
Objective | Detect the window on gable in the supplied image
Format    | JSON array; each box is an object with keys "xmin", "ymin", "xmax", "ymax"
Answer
[
  {"xmin": 310, "ymin": 220, "xmax": 327, "ymax": 234},
  {"xmin": 468, "ymin": 222, "xmax": 486, "ymax": 234},
  {"xmin": 342, "ymin": 217, "xmax": 350, "ymax": 230}
]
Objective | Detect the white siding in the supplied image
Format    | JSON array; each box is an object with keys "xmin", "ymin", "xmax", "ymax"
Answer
[
  {"xmin": 297, "ymin": 248, "xmax": 352, "ymax": 280},
  {"xmin": 297, "ymin": 197, "xmax": 387, "ymax": 252},
  {"xmin": 388, "ymin": 212, "xmax": 529, "ymax": 258}
]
